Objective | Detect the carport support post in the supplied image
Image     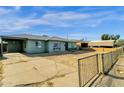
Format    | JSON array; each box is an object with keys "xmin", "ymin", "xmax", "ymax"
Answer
[{"xmin": 0, "ymin": 37, "xmax": 3, "ymax": 57}]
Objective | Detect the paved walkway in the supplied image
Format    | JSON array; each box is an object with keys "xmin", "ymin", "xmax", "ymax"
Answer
[{"xmin": 94, "ymin": 54, "xmax": 124, "ymax": 87}]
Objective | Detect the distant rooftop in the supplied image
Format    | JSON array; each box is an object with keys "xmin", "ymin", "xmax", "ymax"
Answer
[
  {"xmin": 88, "ymin": 40, "xmax": 115, "ymax": 47},
  {"xmin": 90, "ymin": 40, "xmax": 115, "ymax": 42}
]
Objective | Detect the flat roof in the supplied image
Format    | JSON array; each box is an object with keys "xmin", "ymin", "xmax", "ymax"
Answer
[
  {"xmin": 90, "ymin": 40, "xmax": 115, "ymax": 42},
  {"xmin": 88, "ymin": 40, "xmax": 115, "ymax": 47}
]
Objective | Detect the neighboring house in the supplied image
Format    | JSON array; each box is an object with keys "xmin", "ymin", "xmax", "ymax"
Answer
[
  {"xmin": 88, "ymin": 40, "xmax": 115, "ymax": 47},
  {"xmin": 0, "ymin": 34, "xmax": 77, "ymax": 54}
]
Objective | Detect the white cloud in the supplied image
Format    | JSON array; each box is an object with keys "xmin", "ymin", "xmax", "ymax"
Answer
[
  {"xmin": 42, "ymin": 12, "xmax": 91, "ymax": 20},
  {"xmin": 0, "ymin": 7, "xmax": 124, "ymax": 33},
  {"xmin": 0, "ymin": 6, "xmax": 21, "ymax": 16},
  {"xmin": 15, "ymin": 6, "xmax": 21, "ymax": 11},
  {"xmin": 0, "ymin": 8, "xmax": 12, "ymax": 15},
  {"xmin": 39, "ymin": 10, "xmax": 123, "ymax": 28}
]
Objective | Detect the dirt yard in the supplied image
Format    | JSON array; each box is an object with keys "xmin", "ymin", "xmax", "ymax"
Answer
[
  {"xmin": 0, "ymin": 47, "xmax": 121, "ymax": 87},
  {"xmin": 0, "ymin": 50, "xmax": 97, "ymax": 87}
]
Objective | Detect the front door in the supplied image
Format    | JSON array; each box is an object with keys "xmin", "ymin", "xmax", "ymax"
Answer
[
  {"xmin": 65, "ymin": 42, "xmax": 68, "ymax": 50},
  {"xmin": 0, "ymin": 44, "xmax": 8, "ymax": 55},
  {"xmin": 3, "ymin": 44, "xmax": 8, "ymax": 53}
]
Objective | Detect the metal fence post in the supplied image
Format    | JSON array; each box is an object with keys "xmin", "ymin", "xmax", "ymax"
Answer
[
  {"xmin": 96, "ymin": 54, "xmax": 99, "ymax": 73},
  {"xmin": 111, "ymin": 51, "xmax": 113, "ymax": 65},
  {"xmin": 98, "ymin": 53, "xmax": 104, "ymax": 74},
  {"xmin": 78, "ymin": 59, "xmax": 81, "ymax": 87},
  {"xmin": 0, "ymin": 37, "xmax": 3, "ymax": 57}
]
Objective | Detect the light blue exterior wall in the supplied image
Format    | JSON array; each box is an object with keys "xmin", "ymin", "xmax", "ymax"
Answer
[
  {"xmin": 47, "ymin": 41, "xmax": 66, "ymax": 53},
  {"xmin": 60, "ymin": 42, "xmax": 66, "ymax": 51},
  {"xmin": 25, "ymin": 40, "xmax": 77, "ymax": 53},
  {"xmin": 25, "ymin": 40, "xmax": 45, "ymax": 54},
  {"xmin": 68, "ymin": 42, "xmax": 77, "ymax": 49}
]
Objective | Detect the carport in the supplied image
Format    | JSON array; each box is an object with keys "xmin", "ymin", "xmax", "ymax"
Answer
[{"xmin": 0, "ymin": 36, "xmax": 27, "ymax": 57}]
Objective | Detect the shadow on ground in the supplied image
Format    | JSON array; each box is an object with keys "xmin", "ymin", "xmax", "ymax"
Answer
[{"xmin": 24, "ymin": 50, "xmax": 96, "ymax": 58}]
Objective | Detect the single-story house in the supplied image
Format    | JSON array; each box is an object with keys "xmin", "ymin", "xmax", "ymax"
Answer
[
  {"xmin": 0, "ymin": 34, "xmax": 77, "ymax": 55},
  {"xmin": 88, "ymin": 40, "xmax": 115, "ymax": 47}
]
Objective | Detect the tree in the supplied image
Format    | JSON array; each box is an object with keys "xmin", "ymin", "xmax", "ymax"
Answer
[
  {"xmin": 110, "ymin": 34, "xmax": 120, "ymax": 41},
  {"xmin": 101, "ymin": 34, "xmax": 105, "ymax": 40},
  {"xmin": 101, "ymin": 34, "xmax": 120, "ymax": 41},
  {"xmin": 115, "ymin": 35, "xmax": 120, "ymax": 40},
  {"xmin": 116, "ymin": 39, "xmax": 124, "ymax": 46},
  {"xmin": 110, "ymin": 34, "xmax": 115, "ymax": 40},
  {"xmin": 101, "ymin": 34, "xmax": 110, "ymax": 40}
]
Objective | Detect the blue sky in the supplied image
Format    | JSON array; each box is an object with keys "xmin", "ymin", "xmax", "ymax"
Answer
[{"xmin": 0, "ymin": 6, "xmax": 124, "ymax": 40}]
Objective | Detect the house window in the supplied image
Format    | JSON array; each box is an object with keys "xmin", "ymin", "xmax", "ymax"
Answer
[
  {"xmin": 53, "ymin": 42, "xmax": 61, "ymax": 51},
  {"xmin": 53, "ymin": 43, "xmax": 59, "ymax": 48},
  {"xmin": 35, "ymin": 41, "xmax": 42, "ymax": 48}
]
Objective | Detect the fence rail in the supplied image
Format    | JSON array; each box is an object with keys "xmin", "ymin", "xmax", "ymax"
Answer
[{"xmin": 78, "ymin": 47, "xmax": 123, "ymax": 87}]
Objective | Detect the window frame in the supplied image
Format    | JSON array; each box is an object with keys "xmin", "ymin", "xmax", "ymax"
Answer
[{"xmin": 35, "ymin": 41, "xmax": 42, "ymax": 48}]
